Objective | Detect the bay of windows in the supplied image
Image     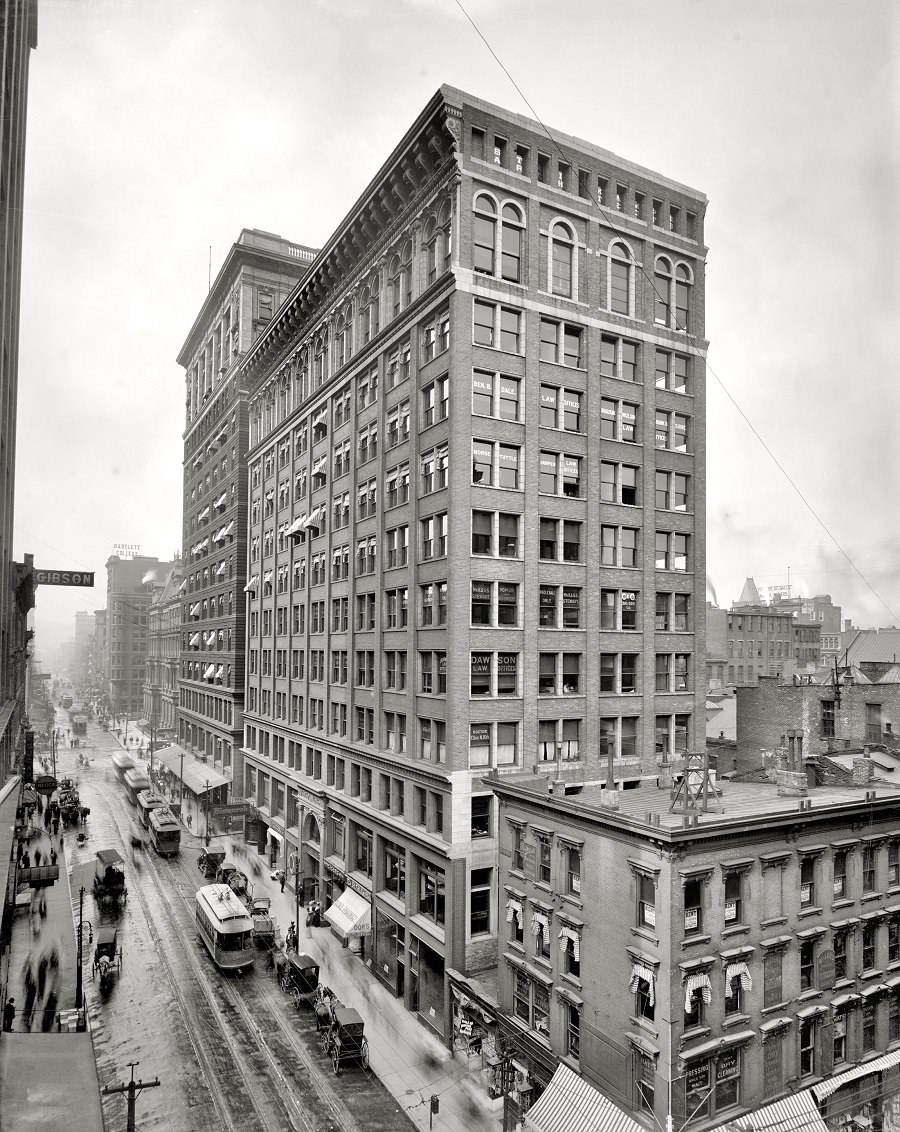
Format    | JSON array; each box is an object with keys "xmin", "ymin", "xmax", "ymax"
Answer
[
  {"xmin": 600, "ymin": 334, "xmax": 638, "ymax": 382},
  {"xmin": 601, "ymin": 525, "xmax": 638, "ymax": 567},
  {"xmin": 538, "ymin": 584, "xmax": 582, "ymax": 629},
  {"xmin": 469, "ymin": 721, "xmax": 518, "ymax": 767},
  {"xmin": 539, "ymin": 384, "xmax": 582, "ymax": 432},
  {"xmin": 473, "ymin": 369, "xmax": 520, "ymax": 420},
  {"xmin": 600, "ymin": 716, "xmax": 638, "ymax": 760},
  {"xmin": 539, "ymin": 517, "xmax": 581, "ymax": 561},
  {"xmin": 471, "ymin": 509, "xmax": 520, "ymax": 557},
  {"xmin": 600, "ymin": 461, "xmax": 639, "ymax": 505},
  {"xmin": 539, "ymin": 317, "xmax": 582, "ymax": 367},
  {"xmin": 473, "ymin": 440, "xmax": 521, "ymax": 489},
  {"xmin": 538, "ymin": 451, "xmax": 582, "ymax": 497},
  {"xmin": 473, "ymin": 299, "xmax": 522, "ymax": 353}
]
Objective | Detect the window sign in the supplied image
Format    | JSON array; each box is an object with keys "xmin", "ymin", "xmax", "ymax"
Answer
[{"xmin": 724, "ymin": 901, "xmax": 737, "ymax": 922}]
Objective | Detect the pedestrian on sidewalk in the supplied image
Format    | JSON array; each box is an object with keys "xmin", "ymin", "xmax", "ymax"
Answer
[
  {"xmin": 34, "ymin": 848, "xmax": 42, "ymax": 868},
  {"xmin": 3, "ymin": 998, "xmax": 15, "ymax": 1032},
  {"xmin": 50, "ymin": 848, "xmax": 57, "ymax": 867},
  {"xmin": 21, "ymin": 850, "xmax": 30, "ymax": 870},
  {"xmin": 37, "ymin": 952, "xmax": 48, "ymax": 998},
  {"xmin": 52, "ymin": 817, "xmax": 59, "ymax": 837},
  {"xmin": 279, "ymin": 870, "xmax": 286, "ymax": 893}
]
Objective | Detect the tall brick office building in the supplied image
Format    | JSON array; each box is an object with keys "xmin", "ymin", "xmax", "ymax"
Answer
[
  {"xmin": 174, "ymin": 230, "xmax": 315, "ymax": 809},
  {"xmin": 239, "ymin": 86, "xmax": 708, "ymax": 1036}
]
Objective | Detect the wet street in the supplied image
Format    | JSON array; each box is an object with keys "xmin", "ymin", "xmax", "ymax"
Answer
[{"xmin": 59, "ymin": 720, "xmax": 413, "ymax": 1132}]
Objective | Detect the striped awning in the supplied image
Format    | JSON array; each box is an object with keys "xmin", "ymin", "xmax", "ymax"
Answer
[
  {"xmin": 725, "ymin": 961, "xmax": 752, "ymax": 996},
  {"xmin": 524, "ymin": 1063, "xmax": 645, "ymax": 1132},
  {"xmin": 813, "ymin": 1045, "xmax": 900, "ymax": 1099},
  {"xmin": 709, "ymin": 1088, "xmax": 828, "ymax": 1132},
  {"xmin": 287, "ymin": 515, "xmax": 306, "ymax": 536},
  {"xmin": 685, "ymin": 971, "xmax": 712, "ymax": 1013},
  {"xmin": 505, "ymin": 898, "xmax": 522, "ymax": 924},
  {"xmin": 629, "ymin": 963, "xmax": 656, "ymax": 1006},
  {"xmin": 243, "ymin": 575, "xmax": 258, "ymax": 593}
]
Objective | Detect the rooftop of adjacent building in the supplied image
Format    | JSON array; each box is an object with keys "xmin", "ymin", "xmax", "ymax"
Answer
[{"xmin": 491, "ymin": 757, "xmax": 900, "ymax": 836}]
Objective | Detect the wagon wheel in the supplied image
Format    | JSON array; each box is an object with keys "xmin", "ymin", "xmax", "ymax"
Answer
[
  {"xmin": 361, "ymin": 1038, "xmax": 370, "ymax": 1070},
  {"xmin": 280, "ymin": 972, "xmax": 291, "ymax": 994},
  {"xmin": 332, "ymin": 1048, "xmax": 340, "ymax": 1076},
  {"xmin": 291, "ymin": 989, "xmax": 302, "ymax": 1011}
]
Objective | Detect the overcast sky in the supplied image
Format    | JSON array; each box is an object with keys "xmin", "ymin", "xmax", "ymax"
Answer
[{"xmin": 14, "ymin": 0, "xmax": 899, "ymax": 650}]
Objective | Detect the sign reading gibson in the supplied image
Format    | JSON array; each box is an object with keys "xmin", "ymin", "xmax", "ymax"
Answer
[{"xmin": 34, "ymin": 570, "xmax": 94, "ymax": 587}]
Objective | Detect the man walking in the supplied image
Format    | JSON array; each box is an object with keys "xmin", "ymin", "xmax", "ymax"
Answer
[{"xmin": 3, "ymin": 998, "xmax": 15, "ymax": 1031}]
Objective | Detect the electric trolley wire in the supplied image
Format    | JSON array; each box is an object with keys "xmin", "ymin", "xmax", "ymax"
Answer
[{"xmin": 454, "ymin": 0, "xmax": 899, "ymax": 626}]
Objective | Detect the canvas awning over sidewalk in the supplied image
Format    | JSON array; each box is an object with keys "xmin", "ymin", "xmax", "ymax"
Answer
[
  {"xmin": 324, "ymin": 887, "xmax": 371, "ymax": 937},
  {"xmin": 155, "ymin": 746, "xmax": 230, "ymax": 795},
  {"xmin": 524, "ymin": 1063, "xmax": 646, "ymax": 1132}
]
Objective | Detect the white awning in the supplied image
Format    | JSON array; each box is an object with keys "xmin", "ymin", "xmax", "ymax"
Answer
[
  {"xmin": 263, "ymin": 570, "xmax": 273, "ymax": 584},
  {"xmin": 203, "ymin": 664, "xmax": 216, "ymax": 678},
  {"xmin": 155, "ymin": 745, "xmax": 230, "ymax": 794},
  {"xmin": 198, "ymin": 505, "xmax": 210, "ymax": 521},
  {"xmin": 222, "ymin": 520, "xmax": 235, "ymax": 537},
  {"xmin": 189, "ymin": 632, "xmax": 200, "ymax": 647},
  {"xmin": 323, "ymin": 888, "xmax": 371, "ymax": 938},
  {"xmin": 312, "ymin": 454, "xmax": 328, "ymax": 474},
  {"xmin": 684, "ymin": 971, "xmax": 712, "ymax": 1013},
  {"xmin": 215, "ymin": 665, "xmax": 224, "ymax": 679},
  {"xmin": 287, "ymin": 515, "xmax": 306, "ymax": 535},
  {"xmin": 205, "ymin": 631, "xmax": 217, "ymax": 646},
  {"xmin": 216, "ymin": 562, "xmax": 227, "ymax": 576},
  {"xmin": 709, "ymin": 1089, "xmax": 828, "ymax": 1132},
  {"xmin": 189, "ymin": 603, "xmax": 200, "ymax": 617},
  {"xmin": 198, "ymin": 537, "xmax": 209, "ymax": 550},
  {"xmin": 525, "ymin": 1064, "xmax": 646, "ymax": 1132},
  {"xmin": 243, "ymin": 575, "xmax": 259, "ymax": 593},
  {"xmin": 813, "ymin": 1046, "xmax": 900, "ymax": 1099},
  {"xmin": 215, "ymin": 491, "xmax": 227, "ymax": 508}
]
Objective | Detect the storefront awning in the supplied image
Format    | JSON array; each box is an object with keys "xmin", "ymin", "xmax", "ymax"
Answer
[
  {"xmin": 155, "ymin": 746, "xmax": 230, "ymax": 795},
  {"xmin": 525, "ymin": 1064, "xmax": 645, "ymax": 1132},
  {"xmin": 812, "ymin": 1046, "xmax": 900, "ymax": 1100},
  {"xmin": 324, "ymin": 888, "xmax": 371, "ymax": 937},
  {"xmin": 710, "ymin": 1089, "xmax": 828, "ymax": 1132}
]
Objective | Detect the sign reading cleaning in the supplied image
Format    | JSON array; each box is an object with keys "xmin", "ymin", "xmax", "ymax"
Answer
[{"xmin": 34, "ymin": 570, "xmax": 94, "ymax": 587}]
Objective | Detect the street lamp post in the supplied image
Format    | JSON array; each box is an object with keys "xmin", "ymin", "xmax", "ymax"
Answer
[{"xmin": 75, "ymin": 886, "xmax": 93, "ymax": 1009}]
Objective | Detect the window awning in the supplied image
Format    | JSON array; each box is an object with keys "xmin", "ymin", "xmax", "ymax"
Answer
[
  {"xmin": 243, "ymin": 575, "xmax": 259, "ymax": 593},
  {"xmin": 813, "ymin": 1046, "xmax": 900, "ymax": 1100},
  {"xmin": 215, "ymin": 665, "xmax": 224, "ymax": 679},
  {"xmin": 287, "ymin": 515, "xmax": 306, "ymax": 535},
  {"xmin": 215, "ymin": 491, "xmax": 227, "ymax": 508},
  {"xmin": 222, "ymin": 520, "xmax": 235, "ymax": 537},
  {"xmin": 524, "ymin": 1063, "xmax": 645, "ymax": 1132},
  {"xmin": 709, "ymin": 1089, "xmax": 828, "ymax": 1132},
  {"xmin": 312, "ymin": 455, "xmax": 328, "ymax": 474},
  {"xmin": 216, "ymin": 562, "xmax": 227, "ymax": 576},
  {"xmin": 155, "ymin": 745, "xmax": 230, "ymax": 795},
  {"xmin": 203, "ymin": 664, "xmax": 216, "ymax": 678},
  {"xmin": 323, "ymin": 888, "xmax": 371, "ymax": 938},
  {"xmin": 263, "ymin": 570, "xmax": 273, "ymax": 584},
  {"xmin": 684, "ymin": 971, "xmax": 712, "ymax": 1012},
  {"xmin": 198, "ymin": 506, "xmax": 210, "ymax": 521},
  {"xmin": 189, "ymin": 603, "xmax": 200, "ymax": 617},
  {"xmin": 189, "ymin": 632, "xmax": 200, "ymax": 647}
]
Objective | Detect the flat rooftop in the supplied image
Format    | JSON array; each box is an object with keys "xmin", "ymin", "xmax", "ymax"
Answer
[{"xmin": 498, "ymin": 773, "xmax": 900, "ymax": 835}]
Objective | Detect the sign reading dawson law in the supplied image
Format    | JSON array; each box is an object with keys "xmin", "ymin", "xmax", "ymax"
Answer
[{"xmin": 34, "ymin": 570, "xmax": 94, "ymax": 587}]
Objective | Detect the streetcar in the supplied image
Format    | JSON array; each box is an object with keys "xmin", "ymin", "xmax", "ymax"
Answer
[
  {"xmin": 111, "ymin": 750, "xmax": 136, "ymax": 783},
  {"xmin": 136, "ymin": 788, "xmax": 167, "ymax": 829},
  {"xmin": 123, "ymin": 768, "xmax": 151, "ymax": 806},
  {"xmin": 195, "ymin": 884, "xmax": 254, "ymax": 971},
  {"xmin": 148, "ymin": 807, "xmax": 181, "ymax": 857}
]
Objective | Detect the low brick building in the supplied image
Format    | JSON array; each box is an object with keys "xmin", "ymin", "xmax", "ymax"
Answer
[
  {"xmin": 489, "ymin": 771, "xmax": 900, "ymax": 1130},
  {"xmin": 736, "ymin": 673, "xmax": 900, "ymax": 773}
]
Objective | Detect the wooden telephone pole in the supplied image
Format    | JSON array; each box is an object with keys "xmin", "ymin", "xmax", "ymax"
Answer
[{"xmin": 102, "ymin": 1062, "xmax": 161, "ymax": 1132}]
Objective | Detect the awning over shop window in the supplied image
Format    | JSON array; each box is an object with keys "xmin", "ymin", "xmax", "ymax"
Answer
[
  {"xmin": 324, "ymin": 888, "xmax": 371, "ymax": 938},
  {"xmin": 524, "ymin": 1063, "xmax": 645, "ymax": 1132},
  {"xmin": 813, "ymin": 1046, "xmax": 900, "ymax": 1100},
  {"xmin": 154, "ymin": 746, "xmax": 230, "ymax": 795},
  {"xmin": 709, "ymin": 1089, "xmax": 828, "ymax": 1132}
]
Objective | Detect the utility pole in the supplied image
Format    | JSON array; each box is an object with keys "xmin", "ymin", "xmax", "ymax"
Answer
[
  {"xmin": 102, "ymin": 1062, "xmax": 161, "ymax": 1132},
  {"xmin": 290, "ymin": 849, "xmax": 300, "ymax": 940}
]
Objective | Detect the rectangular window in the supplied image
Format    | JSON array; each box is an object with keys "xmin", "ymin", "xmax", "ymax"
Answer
[
  {"xmin": 538, "ymin": 451, "xmax": 582, "ymax": 498},
  {"xmin": 864, "ymin": 845, "xmax": 877, "ymax": 893},
  {"xmin": 473, "ymin": 300, "xmax": 522, "ymax": 354},
  {"xmin": 472, "ymin": 370, "xmax": 520, "ymax": 421},
  {"xmin": 655, "ymin": 349, "xmax": 689, "ymax": 394},
  {"xmin": 600, "ymin": 461, "xmax": 639, "ymax": 506},
  {"xmin": 539, "ymin": 317, "xmax": 583, "ymax": 367},
  {"xmin": 600, "ymin": 335, "xmax": 638, "ymax": 382},
  {"xmin": 600, "ymin": 525, "xmax": 638, "ymax": 568}
]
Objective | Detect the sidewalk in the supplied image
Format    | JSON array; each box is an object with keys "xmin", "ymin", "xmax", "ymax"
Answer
[
  {"xmin": 0, "ymin": 787, "xmax": 104, "ymax": 1130},
  {"xmin": 237, "ymin": 853, "xmax": 503, "ymax": 1132}
]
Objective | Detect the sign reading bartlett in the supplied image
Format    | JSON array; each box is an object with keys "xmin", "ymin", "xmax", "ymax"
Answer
[
  {"xmin": 112, "ymin": 543, "xmax": 141, "ymax": 559},
  {"xmin": 34, "ymin": 570, "xmax": 94, "ymax": 587}
]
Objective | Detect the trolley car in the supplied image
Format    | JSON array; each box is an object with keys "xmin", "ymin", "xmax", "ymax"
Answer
[
  {"xmin": 111, "ymin": 751, "xmax": 136, "ymax": 784},
  {"xmin": 123, "ymin": 768, "xmax": 151, "ymax": 806},
  {"xmin": 195, "ymin": 884, "xmax": 254, "ymax": 971},
  {"xmin": 136, "ymin": 789, "xmax": 167, "ymax": 828},
  {"xmin": 148, "ymin": 807, "xmax": 181, "ymax": 857}
]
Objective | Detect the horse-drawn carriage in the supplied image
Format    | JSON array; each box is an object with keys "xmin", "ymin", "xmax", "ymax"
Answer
[
  {"xmin": 59, "ymin": 782, "xmax": 89, "ymax": 829},
  {"xmin": 198, "ymin": 846, "xmax": 226, "ymax": 879},
  {"xmin": 318, "ymin": 1001, "xmax": 369, "ymax": 1075},
  {"xmin": 93, "ymin": 849, "xmax": 127, "ymax": 906},
  {"xmin": 279, "ymin": 951, "xmax": 319, "ymax": 1010},
  {"xmin": 92, "ymin": 927, "xmax": 122, "ymax": 988}
]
